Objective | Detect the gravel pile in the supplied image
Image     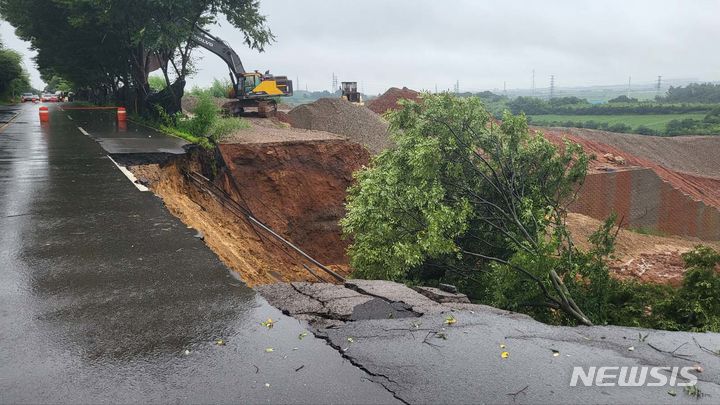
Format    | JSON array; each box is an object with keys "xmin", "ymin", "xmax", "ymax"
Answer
[
  {"xmin": 288, "ymin": 98, "xmax": 392, "ymax": 154},
  {"xmin": 367, "ymin": 87, "xmax": 420, "ymax": 114}
]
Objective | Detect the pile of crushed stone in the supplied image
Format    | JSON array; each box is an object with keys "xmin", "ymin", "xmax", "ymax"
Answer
[
  {"xmin": 288, "ymin": 98, "xmax": 392, "ymax": 154},
  {"xmin": 366, "ymin": 87, "xmax": 421, "ymax": 114}
]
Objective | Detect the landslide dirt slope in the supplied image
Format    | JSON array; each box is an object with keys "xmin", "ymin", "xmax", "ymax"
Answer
[
  {"xmin": 568, "ymin": 213, "xmax": 720, "ymax": 286},
  {"xmin": 218, "ymin": 139, "xmax": 369, "ymax": 266}
]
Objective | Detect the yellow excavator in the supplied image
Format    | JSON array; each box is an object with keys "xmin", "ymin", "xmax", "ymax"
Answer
[{"xmin": 190, "ymin": 25, "xmax": 293, "ymax": 117}]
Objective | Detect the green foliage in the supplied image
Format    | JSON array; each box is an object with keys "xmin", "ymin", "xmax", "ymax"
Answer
[
  {"xmin": 0, "ymin": 39, "xmax": 31, "ymax": 100},
  {"xmin": 681, "ymin": 245, "xmax": 720, "ymax": 271},
  {"xmin": 178, "ymin": 93, "xmax": 219, "ymax": 137},
  {"xmin": 208, "ymin": 116, "xmax": 249, "ymax": 141},
  {"xmin": 0, "ymin": 0, "xmax": 274, "ymax": 111},
  {"xmin": 190, "ymin": 78, "xmax": 232, "ymax": 98},
  {"xmin": 342, "ymin": 93, "xmax": 720, "ymax": 331},
  {"xmin": 148, "ymin": 76, "xmax": 167, "ymax": 92},
  {"xmin": 43, "ymin": 75, "xmax": 73, "ymax": 93},
  {"xmin": 608, "ymin": 95, "xmax": 638, "ymax": 103},
  {"xmin": 660, "ymin": 83, "xmax": 720, "ymax": 103},
  {"xmin": 141, "ymin": 92, "xmax": 246, "ymax": 147},
  {"xmin": 528, "ymin": 113, "xmax": 717, "ymax": 136},
  {"xmin": 343, "ymin": 93, "xmax": 597, "ymax": 324}
]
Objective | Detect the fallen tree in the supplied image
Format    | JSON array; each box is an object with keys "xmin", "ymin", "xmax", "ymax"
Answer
[{"xmin": 342, "ymin": 94, "xmax": 601, "ymax": 325}]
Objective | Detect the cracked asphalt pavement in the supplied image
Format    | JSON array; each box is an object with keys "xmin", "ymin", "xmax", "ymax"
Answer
[{"xmin": 259, "ymin": 280, "xmax": 720, "ymax": 404}]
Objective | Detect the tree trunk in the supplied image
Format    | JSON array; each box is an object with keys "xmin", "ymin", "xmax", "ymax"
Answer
[{"xmin": 146, "ymin": 78, "xmax": 186, "ymax": 117}]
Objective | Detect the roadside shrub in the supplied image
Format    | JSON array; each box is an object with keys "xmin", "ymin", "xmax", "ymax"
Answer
[{"xmin": 178, "ymin": 92, "xmax": 219, "ymax": 137}]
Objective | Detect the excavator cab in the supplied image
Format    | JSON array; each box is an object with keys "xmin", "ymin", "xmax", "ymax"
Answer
[{"xmin": 239, "ymin": 72, "xmax": 293, "ymax": 98}]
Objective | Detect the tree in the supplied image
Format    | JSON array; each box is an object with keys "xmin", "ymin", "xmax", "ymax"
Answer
[
  {"xmin": 507, "ymin": 96, "xmax": 550, "ymax": 114},
  {"xmin": 342, "ymin": 94, "xmax": 600, "ymax": 325},
  {"xmin": 0, "ymin": 0, "xmax": 274, "ymax": 114},
  {"xmin": 608, "ymin": 95, "xmax": 638, "ymax": 103},
  {"xmin": 44, "ymin": 75, "xmax": 73, "ymax": 93},
  {"xmin": 0, "ymin": 36, "xmax": 30, "ymax": 99}
]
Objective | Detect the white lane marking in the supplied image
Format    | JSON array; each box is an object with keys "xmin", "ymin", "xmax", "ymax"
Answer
[
  {"xmin": 77, "ymin": 126, "xmax": 90, "ymax": 136},
  {"xmin": 0, "ymin": 111, "xmax": 21, "ymax": 133},
  {"xmin": 107, "ymin": 155, "xmax": 149, "ymax": 192},
  {"xmin": 67, "ymin": 115, "xmax": 73, "ymax": 121}
]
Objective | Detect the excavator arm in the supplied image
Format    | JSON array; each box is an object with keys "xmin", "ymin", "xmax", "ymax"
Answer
[{"xmin": 189, "ymin": 26, "xmax": 246, "ymax": 80}]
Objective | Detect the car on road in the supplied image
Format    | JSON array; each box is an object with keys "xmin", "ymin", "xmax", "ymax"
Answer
[
  {"xmin": 40, "ymin": 93, "xmax": 58, "ymax": 102},
  {"xmin": 21, "ymin": 93, "xmax": 39, "ymax": 102}
]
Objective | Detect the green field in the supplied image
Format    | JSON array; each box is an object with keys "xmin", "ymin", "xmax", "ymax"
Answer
[{"xmin": 528, "ymin": 113, "xmax": 707, "ymax": 132}]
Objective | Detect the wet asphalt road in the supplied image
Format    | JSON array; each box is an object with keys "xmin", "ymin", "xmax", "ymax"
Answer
[{"xmin": 0, "ymin": 103, "xmax": 397, "ymax": 404}]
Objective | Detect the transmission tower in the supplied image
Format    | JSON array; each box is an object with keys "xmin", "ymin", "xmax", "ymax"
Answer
[
  {"xmin": 503, "ymin": 81, "xmax": 507, "ymax": 95},
  {"xmin": 332, "ymin": 73, "xmax": 338, "ymax": 93},
  {"xmin": 627, "ymin": 76, "xmax": 631, "ymax": 97},
  {"xmin": 656, "ymin": 75, "xmax": 662, "ymax": 96},
  {"xmin": 532, "ymin": 69, "xmax": 536, "ymax": 96},
  {"xmin": 549, "ymin": 75, "xmax": 555, "ymax": 99},
  {"xmin": 453, "ymin": 80, "xmax": 460, "ymax": 95}
]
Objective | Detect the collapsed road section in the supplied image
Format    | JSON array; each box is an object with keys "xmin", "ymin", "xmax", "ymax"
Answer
[
  {"xmin": 258, "ymin": 279, "xmax": 720, "ymax": 404},
  {"xmin": 122, "ymin": 119, "xmax": 370, "ymax": 286}
]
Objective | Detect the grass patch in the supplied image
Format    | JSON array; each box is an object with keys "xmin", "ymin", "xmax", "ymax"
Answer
[
  {"xmin": 627, "ymin": 226, "xmax": 668, "ymax": 237},
  {"xmin": 135, "ymin": 93, "xmax": 250, "ymax": 149},
  {"xmin": 529, "ymin": 113, "xmax": 707, "ymax": 132}
]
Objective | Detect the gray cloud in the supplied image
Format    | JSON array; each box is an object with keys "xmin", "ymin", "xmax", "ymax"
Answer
[{"xmin": 4, "ymin": 1, "xmax": 719, "ymax": 94}]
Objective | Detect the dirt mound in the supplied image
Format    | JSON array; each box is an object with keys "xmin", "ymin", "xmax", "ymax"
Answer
[
  {"xmin": 541, "ymin": 128, "xmax": 720, "ymax": 209},
  {"xmin": 366, "ymin": 87, "xmax": 421, "ymax": 114},
  {"xmin": 288, "ymin": 98, "xmax": 391, "ymax": 154},
  {"xmin": 560, "ymin": 128, "xmax": 720, "ymax": 178},
  {"xmin": 222, "ymin": 116, "xmax": 345, "ymax": 144},
  {"xmin": 567, "ymin": 213, "xmax": 720, "ymax": 286}
]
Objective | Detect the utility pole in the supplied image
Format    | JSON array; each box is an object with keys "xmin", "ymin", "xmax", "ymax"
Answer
[
  {"xmin": 549, "ymin": 75, "xmax": 555, "ymax": 99},
  {"xmin": 532, "ymin": 69, "xmax": 536, "ymax": 96},
  {"xmin": 296, "ymin": 76, "xmax": 300, "ymax": 92}
]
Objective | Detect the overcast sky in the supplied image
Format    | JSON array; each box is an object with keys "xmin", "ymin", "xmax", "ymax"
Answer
[{"xmin": 3, "ymin": 0, "xmax": 719, "ymax": 94}]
